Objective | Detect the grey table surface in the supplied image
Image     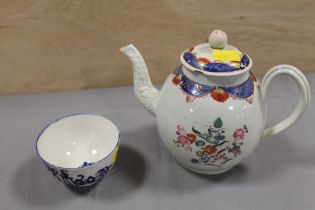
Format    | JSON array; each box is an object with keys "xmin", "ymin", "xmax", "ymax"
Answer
[{"xmin": 0, "ymin": 73, "xmax": 315, "ymax": 210}]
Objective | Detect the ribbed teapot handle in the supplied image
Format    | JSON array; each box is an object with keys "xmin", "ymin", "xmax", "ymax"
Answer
[{"xmin": 260, "ymin": 65, "xmax": 311, "ymax": 139}]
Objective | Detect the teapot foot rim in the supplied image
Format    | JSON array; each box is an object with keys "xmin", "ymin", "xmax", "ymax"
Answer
[{"xmin": 177, "ymin": 161, "xmax": 233, "ymax": 175}]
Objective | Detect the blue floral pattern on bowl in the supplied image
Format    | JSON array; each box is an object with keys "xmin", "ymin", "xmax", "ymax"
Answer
[
  {"xmin": 80, "ymin": 161, "xmax": 95, "ymax": 168},
  {"xmin": 46, "ymin": 164, "xmax": 112, "ymax": 187}
]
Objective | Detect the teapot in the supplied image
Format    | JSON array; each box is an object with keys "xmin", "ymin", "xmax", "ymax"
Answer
[{"xmin": 121, "ymin": 30, "xmax": 311, "ymax": 175}]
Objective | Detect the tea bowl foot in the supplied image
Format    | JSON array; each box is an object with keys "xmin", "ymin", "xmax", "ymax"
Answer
[{"xmin": 178, "ymin": 161, "xmax": 233, "ymax": 175}]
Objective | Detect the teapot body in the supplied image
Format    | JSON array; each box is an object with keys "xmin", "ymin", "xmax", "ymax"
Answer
[
  {"xmin": 121, "ymin": 29, "xmax": 310, "ymax": 175},
  {"xmin": 156, "ymin": 66, "xmax": 264, "ymax": 174}
]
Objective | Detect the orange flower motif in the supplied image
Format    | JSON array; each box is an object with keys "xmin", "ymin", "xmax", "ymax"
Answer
[
  {"xmin": 210, "ymin": 88, "xmax": 230, "ymax": 103},
  {"xmin": 204, "ymin": 145, "xmax": 217, "ymax": 155},
  {"xmin": 197, "ymin": 57, "xmax": 211, "ymax": 65},
  {"xmin": 250, "ymin": 72, "xmax": 257, "ymax": 82},
  {"xmin": 187, "ymin": 133, "xmax": 197, "ymax": 143},
  {"xmin": 172, "ymin": 75, "xmax": 181, "ymax": 85}
]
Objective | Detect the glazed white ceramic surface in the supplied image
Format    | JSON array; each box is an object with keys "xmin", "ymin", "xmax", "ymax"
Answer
[
  {"xmin": 155, "ymin": 75, "xmax": 262, "ymax": 174},
  {"xmin": 121, "ymin": 30, "xmax": 311, "ymax": 175},
  {"xmin": 36, "ymin": 114, "xmax": 119, "ymax": 186}
]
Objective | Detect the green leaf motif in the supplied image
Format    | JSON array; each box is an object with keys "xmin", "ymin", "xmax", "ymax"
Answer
[
  {"xmin": 192, "ymin": 126, "xmax": 205, "ymax": 139},
  {"xmin": 216, "ymin": 140, "xmax": 229, "ymax": 147},
  {"xmin": 217, "ymin": 146, "xmax": 229, "ymax": 154},
  {"xmin": 220, "ymin": 158, "xmax": 233, "ymax": 165},
  {"xmin": 195, "ymin": 140, "xmax": 205, "ymax": 147},
  {"xmin": 213, "ymin": 117, "xmax": 223, "ymax": 128},
  {"xmin": 196, "ymin": 150, "xmax": 204, "ymax": 157}
]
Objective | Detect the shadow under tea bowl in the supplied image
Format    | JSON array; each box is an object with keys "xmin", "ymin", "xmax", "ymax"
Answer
[{"xmin": 36, "ymin": 114, "xmax": 120, "ymax": 187}]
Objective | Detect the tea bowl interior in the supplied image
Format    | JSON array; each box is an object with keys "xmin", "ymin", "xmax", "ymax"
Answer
[{"xmin": 36, "ymin": 114, "xmax": 119, "ymax": 168}]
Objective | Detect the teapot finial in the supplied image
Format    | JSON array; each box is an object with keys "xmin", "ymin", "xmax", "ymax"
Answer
[{"xmin": 208, "ymin": 30, "xmax": 227, "ymax": 49}]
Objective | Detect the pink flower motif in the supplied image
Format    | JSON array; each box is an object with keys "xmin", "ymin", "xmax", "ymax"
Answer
[
  {"xmin": 175, "ymin": 125, "xmax": 197, "ymax": 152},
  {"xmin": 177, "ymin": 125, "xmax": 187, "ymax": 136},
  {"xmin": 176, "ymin": 135, "xmax": 192, "ymax": 151},
  {"xmin": 176, "ymin": 135, "xmax": 190, "ymax": 144},
  {"xmin": 213, "ymin": 153, "xmax": 225, "ymax": 161},
  {"xmin": 233, "ymin": 128, "xmax": 245, "ymax": 140}
]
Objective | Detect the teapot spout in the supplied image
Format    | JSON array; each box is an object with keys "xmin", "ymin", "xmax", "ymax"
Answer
[{"xmin": 120, "ymin": 44, "xmax": 160, "ymax": 116}]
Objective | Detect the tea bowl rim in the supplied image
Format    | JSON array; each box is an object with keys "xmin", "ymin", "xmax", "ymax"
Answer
[{"xmin": 35, "ymin": 113, "xmax": 120, "ymax": 171}]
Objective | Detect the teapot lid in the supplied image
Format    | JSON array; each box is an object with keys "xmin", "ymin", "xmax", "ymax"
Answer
[{"xmin": 180, "ymin": 30, "xmax": 252, "ymax": 75}]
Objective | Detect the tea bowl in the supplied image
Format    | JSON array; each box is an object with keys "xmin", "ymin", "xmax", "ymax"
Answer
[{"xmin": 36, "ymin": 114, "xmax": 120, "ymax": 187}]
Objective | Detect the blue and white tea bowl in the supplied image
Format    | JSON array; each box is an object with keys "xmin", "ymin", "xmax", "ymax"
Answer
[{"xmin": 36, "ymin": 114, "xmax": 120, "ymax": 187}]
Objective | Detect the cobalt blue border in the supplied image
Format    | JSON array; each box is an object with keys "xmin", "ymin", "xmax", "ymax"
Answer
[
  {"xmin": 173, "ymin": 66, "xmax": 255, "ymax": 99},
  {"xmin": 35, "ymin": 113, "xmax": 120, "ymax": 170},
  {"xmin": 182, "ymin": 51, "xmax": 251, "ymax": 73}
]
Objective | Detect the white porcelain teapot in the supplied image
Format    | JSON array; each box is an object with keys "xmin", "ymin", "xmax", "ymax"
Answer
[{"xmin": 121, "ymin": 30, "xmax": 311, "ymax": 175}]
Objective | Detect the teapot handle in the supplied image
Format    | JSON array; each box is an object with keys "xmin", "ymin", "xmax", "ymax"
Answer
[{"xmin": 260, "ymin": 65, "xmax": 311, "ymax": 139}]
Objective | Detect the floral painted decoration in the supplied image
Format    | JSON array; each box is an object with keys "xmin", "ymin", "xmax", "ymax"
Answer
[
  {"xmin": 173, "ymin": 117, "xmax": 248, "ymax": 167},
  {"xmin": 80, "ymin": 161, "xmax": 95, "ymax": 168},
  {"xmin": 46, "ymin": 164, "xmax": 112, "ymax": 186},
  {"xmin": 173, "ymin": 125, "xmax": 197, "ymax": 152},
  {"xmin": 172, "ymin": 66, "xmax": 256, "ymax": 103}
]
